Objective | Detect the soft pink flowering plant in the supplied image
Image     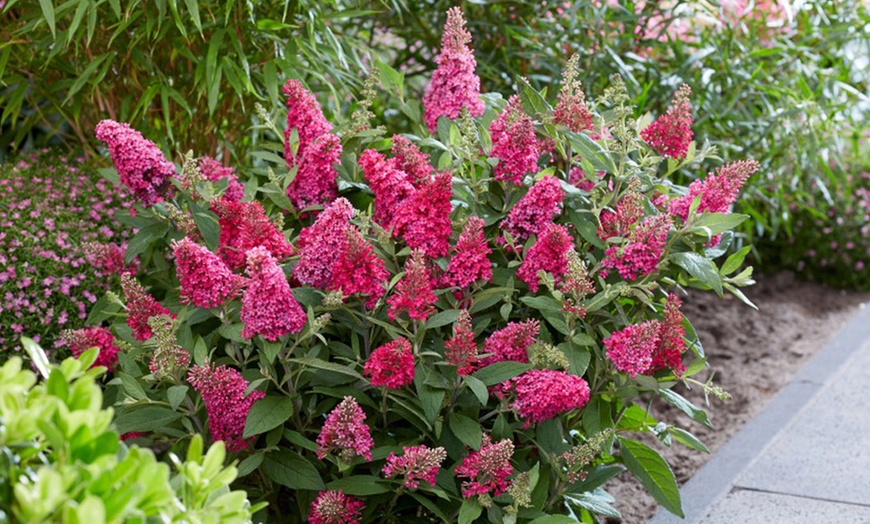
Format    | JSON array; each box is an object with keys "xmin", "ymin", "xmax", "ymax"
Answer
[{"xmin": 94, "ymin": 11, "xmax": 758, "ymax": 520}]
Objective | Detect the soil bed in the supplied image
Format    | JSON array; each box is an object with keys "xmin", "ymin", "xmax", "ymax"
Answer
[{"xmin": 605, "ymin": 272, "xmax": 870, "ymax": 523}]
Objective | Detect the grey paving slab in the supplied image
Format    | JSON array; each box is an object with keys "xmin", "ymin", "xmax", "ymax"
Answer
[
  {"xmin": 649, "ymin": 303, "xmax": 870, "ymax": 524},
  {"xmin": 736, "ymin": 337, "xmax": 870, "ymax": 505},
  {"xmin": 700, "ymin": 489, "xmax": 870, "ymax": 523}
]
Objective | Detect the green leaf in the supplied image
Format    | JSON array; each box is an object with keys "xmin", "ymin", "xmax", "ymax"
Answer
[
  {"xmin": 126, "ymin": 221, "xmax": 169, "ymax": 263},
  {"xmin": 449, "ymin": 413, "xmax": 482, "ymax": 449},
  {"xmin": 458, "ymin": 499, "xmax": 483, "ymax": 524},
  {"xmin": 244, "ymin": 396, "xmax": 293, "ymax": 438},
  {"xmin": 570, "ymin": 464, "xmax": 625, "ymax": 493},
  {"xmin": 692, "ymin": 213, "xmax": 749, "ymax": 236},
  {"xmin": 114, "ymin": 406, "xmax": 181, "ymax": 434},
  {"xmin": 409, "ymin": 492, "xmax": 451, "ymax": 522},
  {"xmin": 46, "ymin": 368, "xmax": 69, "ymax": 401},
  {"xmin": 190, "ymin": 203, "xmax": 220, "ymax": 252},
  {"xmin": 529, "ymin": 516, "xmax": 580, "ymax": 524},
  {"xmin": 670, "ymin": 427, "xmax": 710, "ymax": 453},
  {"xmin": 237, "ymin": 453, "xmax": 264, "ymax": 477},
  {"xmin": 472, "ymin": 362, "xmax": 533, "ymax": 386},
  {"xmin": 167, "ymin": 385, "xmax": 188, "ymax": 411},
  {"xmin": 262, "ymin": 450, "xmax": 324, "ymax": 490},
  {"xmin": 38, "ymin": 0, "xmax": 56, "ymax": 39},
  {"xmin": 567, "ymin": 490, "xmax": 622, "ymax": 518},
  {"xmin": 566, "ymin": 132, "xmax": 617, "ymax": 174},
  {"xmin": 119, "ymin": 373, "xmax": 147, "ymax": 401},
  {"xmin": 561, "ymin": 343, "xmax": 591, "ymax": 377},
  {"xmin": 426, "ymin": 309, "xmax": 461, "ymax": 329},
  {"xmin": 463, "ymin": 375, "xmax": 489, "ymax": 405},
  {"xmin": 416, "ymin": 383, "xmax": 445, "ymax": 424},
  {"xmin": 327, "ymin": 476, "xmax": 391, "ymax": 496},
  {"xmin": 671, "ymin": 252, "xmax": 723, "ymax": 296},
  {"xmin": 619, "ymin": 438, "xmax": 683, "ymax": 517},
  {"xmin": 183, "ymin": 0, "xmax": 202, "ymax": 33},
  {"xmin": 659, "ymin": 389, "xmax": 712, "ymax": 429},
  {"xmin": 288, "ymin": 357, "xmax": 364, "ymax": 380},
  {"xmin": 519, "ymin": 296, "xmax": 563, "ymax": 312},
  {"xmin": 20, "ymin": 336, "xmax": 51, "ymax": 379},
  {"xmin": 720, "ymin": 245, "xmax": 752, "ymax": 276}
]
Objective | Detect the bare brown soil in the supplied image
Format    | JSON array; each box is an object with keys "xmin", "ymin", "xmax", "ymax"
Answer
[{"xmin": 604, "ymin": 272, "xmax": 870, "ymax": 523}]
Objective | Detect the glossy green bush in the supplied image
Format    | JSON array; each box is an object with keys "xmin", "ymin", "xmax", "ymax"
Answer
[{"xmin": 0, "ymin": 338, "xmax": 263, "ymax": 523}]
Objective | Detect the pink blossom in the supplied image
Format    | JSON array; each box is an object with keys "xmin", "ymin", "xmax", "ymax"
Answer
[
  {"xmin": 598, "ymin": 191, "xmax": 643, "ymax": 241},
  {"xmin": 360, "ymin": 149, "xmax": 415, "ymax": 228},
  {"xmin": 212, "ymin": 200, "xmax": 293, "ymax": 270},
  {"xmin": 454, "ymin": 435, "xmax": 514, "ymax": 499},
  {"xmin": 445, "ymin": 310, "xmax": 478, "ymax": 375},
  {"xmin": 316, "ymin": 396, "xmax": 374, "ymax": 461},
  {"xmin": 489, "ymin": 95, "xmax": 541, "ymax": 186},
  {"xmin": 365, "ymin": 338, "xmax": 415, "ymax": 389},
  {"xmin": 172, "ymin": 237, "xmax": 244, "ymax": 308},
  {"xmin": 505, "ymin": 369, "xmax": 590, "ymax": 424},
  {"xmin": 443, "ymin": 216, "xmax": 492, "ymax": 290},
  {"xmin": 95, "ymin": 120, "xmax": 175, "ymax": 207},
  {"xmin": 60, "ymin": 327, "xmax": 120, "ymax": 371},
  {"xmin": 501, "ymin": 175, "xmax": 564, "ymax": 243},
  {"xmin": 121, "ymin": 273, "xmax": 173, "ymax": 341},
  {"xmin": 651, "ymin": 294, "xmax": 688, "ymax": 375},
  {"xmin": 241, "ymin": 246, "xmax": 306, "ymax": 340},
  {"xmin": 327, "ymin": 227, "xmax": 389, "ymax": 309},
  {"xmin": 391, "ymin": 135, "xmax": 434, "ymax": 186},
  {"xmin": 601, "ymin": 215, "xmax": 672, "ymax": 281},
  {"xmin": 283, "ymin": 79, "xmax": 332, "ymax": 167},
  {"xmin": 388, "ymin": 251, "xmax": 438, "ymax": 321},
  {"xmin": 554, "ymin": 56, "xmax": 594, "ymax": 133},
  {"xmin": 188, "ymin": 363, "xmax": 264, "ymax": 452},
  {"xmin": 294, "ymin": 198, "xmax": 355, "ymax": 288},
  {"xmin": 640, "ymin": 84, "xmax": 693, "ymax": 160},
  {"xmin": 198, "ymin": 156, "xmax": 245, "ymax": 202},
  {"xmin": 480, "ymin": 320, "xmax": 539, "ymax": 367},
  {"xmin": 392, "ymin": 172, "xmax": 453, "ymax": 258},
  {"xmin": 308, "ymin": 490, "xmax": 365, "ymax": 524},
  {"xmin": 517, "ymin": 223, "xmax": 573, "ymax": 292},
  {"xmin": 669, "ymin": 160, "xmax": 760, "ymax": 220},
  {"xmin": 287, "ymin": 132, "xmax": 342, "ymax": 211},
  {"xmin": 423, "ymin": 7, "xmax": 485, "ymax": 133},
  {"xmin": 382, "ymin": 445, "xmax": 447, "ymax": 490},
  {"xmin": 603, "ymin": 321, "xmax": 661, "ymax": 378}
]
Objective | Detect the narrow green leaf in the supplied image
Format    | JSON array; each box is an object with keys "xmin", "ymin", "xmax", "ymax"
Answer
[
  {"xmin": 463, "ymin": 375, "xmax": 489, "ymax": 405},
  {"xmin": 183, "ymin": 0, "xmax": 202, "ymax": 33},
  {"xmin": 567, "ymin": 490, "xmax": 622, "ymax": 518},
  {"xmin": 720, "ymin": 245, "xmax": 752, "ymax": 276},
  {"xmin": 39, "ymin": 0, "xmax": 56, "ymax": 39},
  {"xmin": 426, "ymin": 309, "xmax": 461, "ymax": 329},
  {"xmin": 659, "ymin": 389, "xmax": 712, "ymax": 429},
  {"xmin": 449, "ymin": 413, "xmax": 482, "ymax": 449},
  {"xmin": 671, "ymin": 252, "xmax": 723, "ymax": 296},
  {"xmin": 619, "ymin": 438, "xmax": 683, "ymax": 517},
  {"xmin": 288, "ymin": 357, "xmax": 364, "ymax": 380},
  {"xmin": 472, "ymin": 362, "xmax": 533, "ymax": 386},
  {"xmin": 244, "ymin": 396, "xmax": 293, "ymax": 438},
  {"xmin": 262, "ymin": 450, "xmax": 324, "ymax": 490},
  {"xmin": 167, "ymin": 385, "xmax": 188, "ymax": 411},
  {"xmin": 691, "ymin": 213, "xmax": 749, "ymax": 236},
  {"xmin": 671, "ymin": 427, "xmax": 710, "ymax": 453},
  {"xmin": 20, "ymin": 337, "xmax": 50, "ymax": 379},
  {"xmin": 114, "ymin": 406, "xmax": 181, "ymax": 434}
]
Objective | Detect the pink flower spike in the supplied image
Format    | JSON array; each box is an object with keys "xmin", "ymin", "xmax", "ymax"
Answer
[
  {"xmin": 501, "ymin": 175, "xmax": 565, "ymax": 244},
  {"xmin": 516, "ymin": 223, "xmax": 573, "ymax": 292},
  {"xmin": 283, "ymin": 79, "xmax": 332, "ymax": 167},
  {"xmin": 287, "ymin": 132, "xmax": 342, "ymax": 211},
  {"xmin": 241, "ymin": 246, "xmax": 306, "ymax": 341},
  {"xmin": 391, "ymin": 135, "xmax": 434, "ymax": 186},
  {"xmin": 60, "ymin": 327, "xmax": 121, "ymax": 371},
  {"xmin": 382, "ymin": 445, "xmax": 447, "ymax": 490},
  {"xmin": 365, "ymin": 338, "xmax": 415, "ymax": 389},
  {"xmin": 95, "ymin": 120, "xmax": 176, "ymax": 207},
  {"xmin": 640, "ymin": 84, "xmax": 693, "ymax": 160},
  {"xmin": 172, "ymin": 237, "xmax": 245, "ymax": 309},
  {"xmin": 480, "ymin": 320, "xmax": 539, "ymax": 367},
  {"xmin": 505, "ymin": 369, "xmax": 590, "ymax": 425},
  {"xmin": 489, "ymin": 95, "xmax": 541, "ymax": 186},
  {"xmin": 121, "ymin": 273, "xmax": 173, "ymax": 341},
  {"xmin": 651, "ymin": 294, "xmax": 688, "ymax": 375},
  {"xmin": 423, "ymin": 7, "xmax": 485, "ymax": 133},
  {"xmin": 388, "ymin": 251, "xmax": 438, "ymax": 322},
  {"xmin": 445, "ymin": 310, "xmax": 478, "ymax": 375},
  {"xmin": 212, "ymin": 200, "xmax": 293, "ymax": 270},
  {"xmin": 327, "ymin": 227, "xmax": 390, "ymax": 309},
  {"xmin": 188, "ymin": 364, "xmax": 264, "ymax": 453},
  {"xmin": 454, "ymin": 434, "xmax": 514, "ymax": 499},
  {"xmin": 392, "ymin": 171, "xmax": 454, "ymax": 258},
  {"xmin": 294, "ymin": 198, "xmax": 355, "ymax": 289},
  {"xmin": 554, "ymin": 55, "xmax": 594, "ymax": 133},
  {"xmin": 316, "ymin": 396, "xmax": 374, "ymax": 461},
  {"xmin": 308, "ymin": 490, "xmax": 365, "ymax": 524},
  {"xmin": 443, "ymin": 216, "xmax": 493, "ymax": 291},
  {"xmin": 604, "ymin": 321, "xmax": 661, "ymax": 378},
  {"xmin": 360, "ymin": 149, "xmax": 415, "ymax": 228},
  {"xmin": 601, "ymin": 214, "xmax": 672, "ymax": 281},
  {"xmin": 199, "ymin": 156, "xmax": 245, "ymax": 203}
]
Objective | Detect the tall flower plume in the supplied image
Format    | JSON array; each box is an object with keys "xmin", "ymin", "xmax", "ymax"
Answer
[
  {"xmin": 501, "ymin": 175, "xmax": 565, "ymax": 243},
  {"xmin": 316, "ymin": 396, "xmax": 374, "ymax": 461},
  {"xmin": 443, "ymin": 216, "xmax": 492, "ymax": 290},
  {"xmin": 651, "ymin": 294, "xmax": 688, "ymax": 375},
  {"xmin": 172, "ymin": 237, "xmax": 245, "ymax": 309},
  {"xmin": 391, "ymin": 134, "xmax": 434, "ymax": 186},
  {"xmin": 308, "ymin": 490, "xmax": 365, "ymax": 524},
  {"xmin": 328, "ymin": 227, "xmax": 390, "ymax": 309},
  {"xmin": 95, "ymin": 120, "xmax": 176, "ymax": 207},
  {"xmin": 364, "ymin": 338, "xmax": 415, "ymax": 389},
  {"xmin": 241, "ymin": 246, "xmax": 306, "ymax": 341},
  {"xmin": 516, "ymin": 223, "xmax": 573, "ymax": 292},
  {"xmin": 480, "ymin": 320, "xmax": 539, "ymax": 367},
  {"xmin": 60, "ymin": 327, "xmax": 121, "ymax": 371},
  {"xmin": 212, "ymin": 199, "xmax": 293, "ymax": 270},
  {"xmin": 554, "ymin": 54, "xmax": 594, "ymax": 133},
  {"xmin": 445, "ymin": 310, "xmax": 478, "ymax": 375},
  {"xmin": 382, "ymin": 445, "xmax": 447, "ymax": 490},
  {"xmin": 388, "ymin": 251, "xmax": 438, "ymax": 321},
  {"xmin": 601, "ymin": 214, "xmax": 672, "ymax": 281},
  {"xmin": 423, "ymin": 7, "xmax": 485, "ymax": 134},
  {"xmin": 294, "ymin": 198, "xmax": 355, "ymax": 288},
  {"xmin": 454, "ymin": 434, "xmax": 514, "ymax": 500},
  {"xmin": 640, "ymin": 84, "xmax": 693, "ymax": 160},
  {"xmin": 392, "ymin": 171, "xmax": 454, "ymax": 258},
  {"xmin": 669, "ymin": 160, "xmax": 760, "ymax": 220},
  {"xmin": 503, "ymin": 369, "xmax": 590, "ymax": 425},
  {"xmin": 121, "ymin": 273, "xmax": 173, "ymax": 341},
  {"xmin": 283, "ymin": 79, "xmax": 332, "ymax": 165},
  {"xmin": 360, "ymin": 149, "xmax": 415, "ymax": 228},
  {"xmin": 489, "ymin": 96, "xmax": 541, "ymax": 186},
  {"xmin": 603, "ymin": 321, "xmax": 661, "ymax": 379},
  {"xmin": 188, "ymin": 363, "xmax": 264, "ymax": 452}
]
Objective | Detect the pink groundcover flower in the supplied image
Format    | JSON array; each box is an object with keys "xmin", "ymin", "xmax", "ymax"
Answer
[
  {"xmin": 188, "ymin": 363, "xmax": 264, "ymax": 452},
  {"xmin": 382, "ymin": 445, "xmax": 447, "ymax": 490},
  {"xmin": 423, "ymin": 7, "xmax": 484, "ymax": 133},
  {"xmin": 317, "ymin": 396, "xmax": 374, "ymax": 461},
  {"xmin": 365, "ymin": 338, "xmax": 415, "ymax": 389},
  {"xmin": 308, "ymin": 490, "xmax": 365, "ymax": 524}
]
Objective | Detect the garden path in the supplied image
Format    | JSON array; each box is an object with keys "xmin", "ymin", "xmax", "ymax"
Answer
[{"xmin": 649, "ymin": 301, "xmax": 870, "ymax": 523}]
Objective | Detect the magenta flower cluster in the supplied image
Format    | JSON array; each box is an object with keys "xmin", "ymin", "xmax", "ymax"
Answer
[
  {"xmin": 188, "ymin": 363, "xmax": 265, "ymax": 452},
  {"xmin": 96, "ymin": 119, "xmax": 176, "ymax": 206}
]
